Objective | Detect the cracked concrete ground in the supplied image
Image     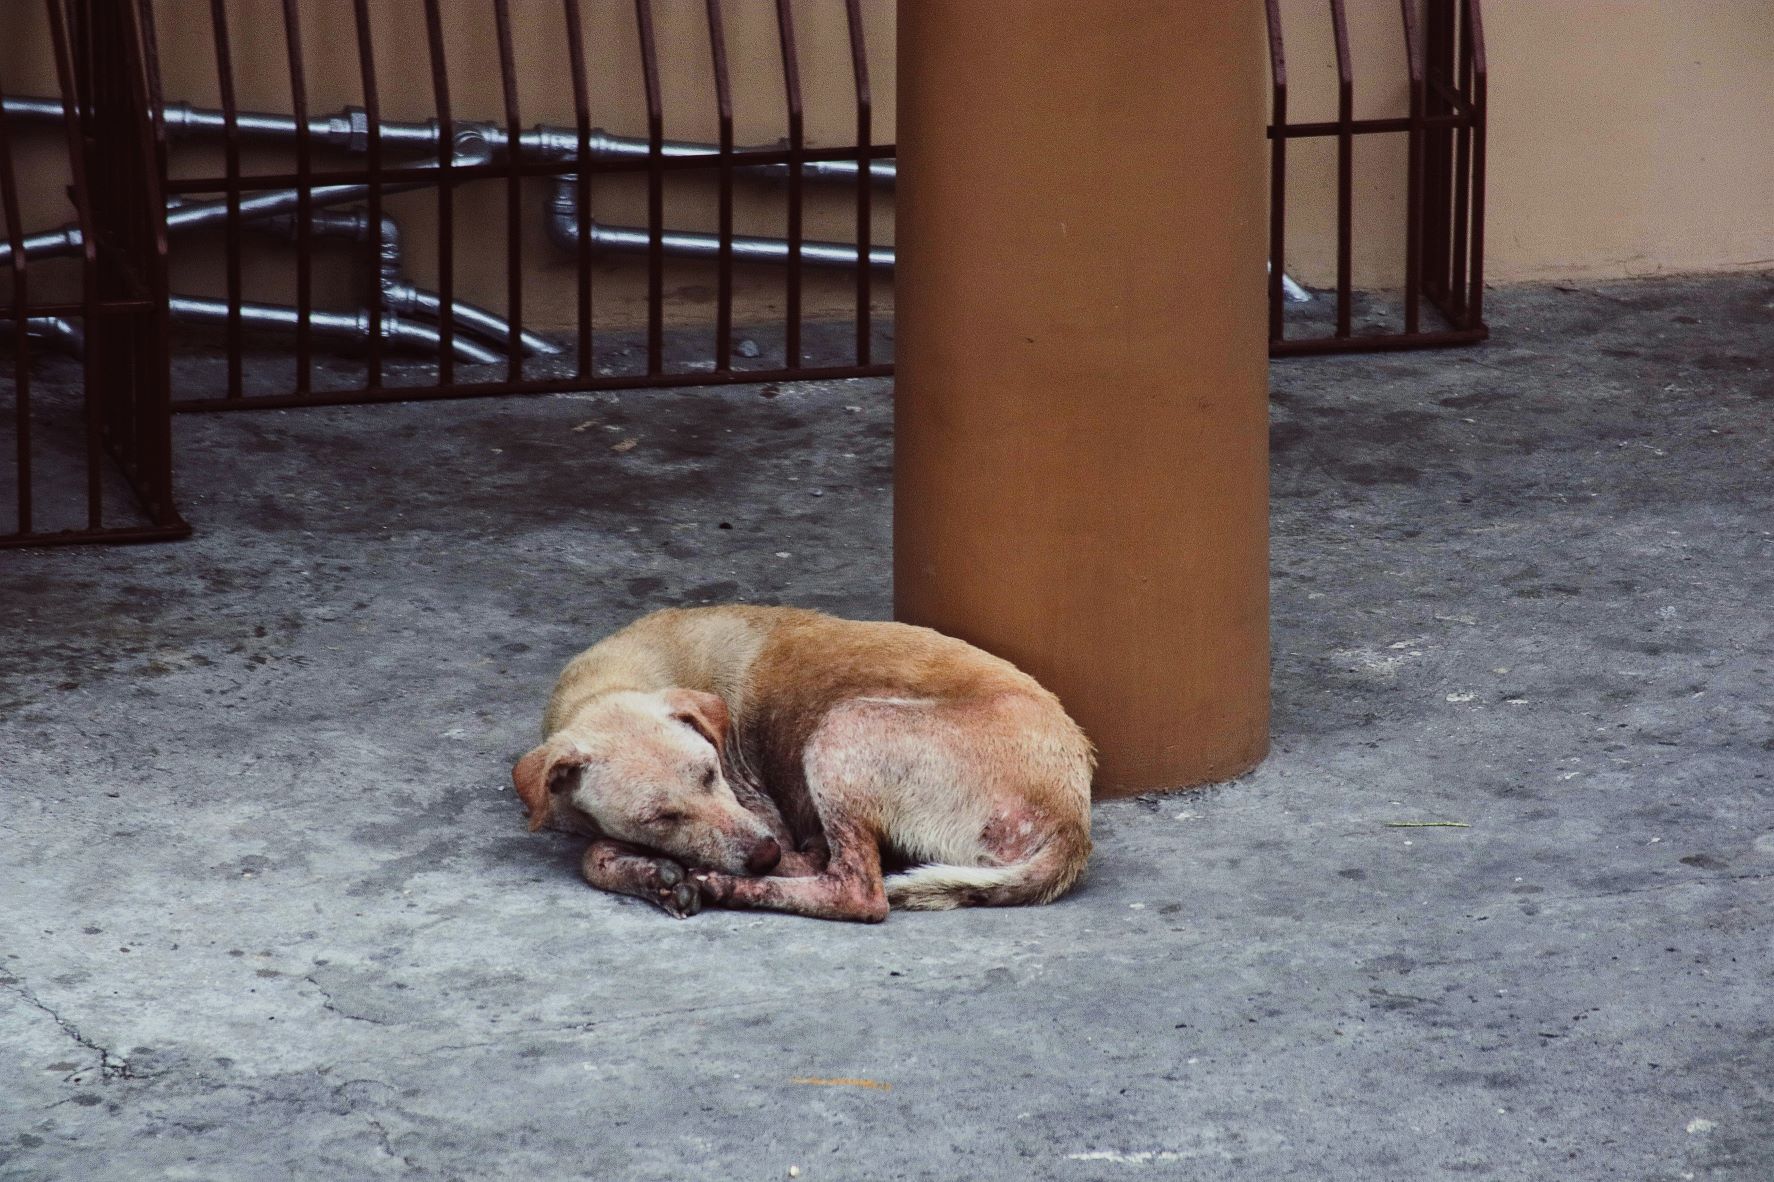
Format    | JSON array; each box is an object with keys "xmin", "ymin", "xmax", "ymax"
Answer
[{"xmin": 2, "ymin": 274, "xmax": 1771, "ymax": 1180}]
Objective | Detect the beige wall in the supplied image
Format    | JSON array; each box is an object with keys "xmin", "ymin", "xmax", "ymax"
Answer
[
  {"xmin": 1275, "ymin": 0, "xmax": 1774, "ymax": 289},
  {"xmin": 5, "ymin": 0, "xmax": 896, "ymax": 330},
  {"xmin": 6, "ymin": 1, "xmax": 1769, "ymax": 327},
  {"xmin": 157, "ymin": 0, "xmax": 896, "ymax": 331}
]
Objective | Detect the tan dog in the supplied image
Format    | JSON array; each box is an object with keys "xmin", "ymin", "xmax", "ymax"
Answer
[{"xmin": 512, "ymin": 606, "xmax": 1093, "ymax": 922}]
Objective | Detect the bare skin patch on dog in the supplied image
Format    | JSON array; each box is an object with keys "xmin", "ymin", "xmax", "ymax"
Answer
[{"xmin": 981, "ymin": 806, "xmax": 1048, "ymax": 864}]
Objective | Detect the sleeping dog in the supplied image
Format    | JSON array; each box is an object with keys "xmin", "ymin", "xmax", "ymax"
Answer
[{"xmin": 512, "ymin": 606, "xmax": 1093, "ymax": 922}]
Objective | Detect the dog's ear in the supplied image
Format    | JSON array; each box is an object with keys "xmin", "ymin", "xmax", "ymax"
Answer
[
  {"xmin": 511, "ymin": 740, "xmax": 592, "ymax": 833},
  {"xmin": 665, "ymin": 688, "xmax": 729, "ymax": 751}
]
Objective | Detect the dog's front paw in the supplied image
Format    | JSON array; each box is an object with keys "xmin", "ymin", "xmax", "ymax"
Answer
[
  {"xmin": 694, "ymin": 870, "xmax": 738, "ymax": 906},
  {"xmin": 648, "ymin": 858, "xmax": 702, "ymax": 919}
]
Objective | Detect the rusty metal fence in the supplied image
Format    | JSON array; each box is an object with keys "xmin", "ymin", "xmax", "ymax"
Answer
[
  {"xmin": 135, "ymin": 0, "xmax": 891, "ymax": 411},
  {"xmin": 2, "ymin": 1, "xmax": 186, "ymax": 548},
  {"xmin": 4, "ymin": 1, "xmax": 1487, "ymax": 549},
  {"xmin": 1267, "ymin": 0, "xmax": 1488, "ymax": 354}
]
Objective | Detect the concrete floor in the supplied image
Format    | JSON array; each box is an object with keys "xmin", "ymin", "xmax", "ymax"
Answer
[{"xmin": 2, "ymin": 274, "xmax": 1770, "ymax": 1180}]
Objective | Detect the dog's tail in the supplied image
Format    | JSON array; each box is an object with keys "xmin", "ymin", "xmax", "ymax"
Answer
[{"xmin": 884, "ymin": 822, "xmax": 1091, "ymax": 911}]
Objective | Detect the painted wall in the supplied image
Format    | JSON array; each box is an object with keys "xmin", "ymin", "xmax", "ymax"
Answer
[
  {"xmin": 3, "ymin": 0, "xmax": 896, "ymax": 331},
  {"xmin": 1274, "ymin": 0, "xmax": 1774, "ymax": 288},
  {"xmin": 5, "ymin": 1, "xmax": 1769, "ymax": 332}
]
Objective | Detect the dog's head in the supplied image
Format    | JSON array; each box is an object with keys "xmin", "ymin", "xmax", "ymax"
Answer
[{"xmin": 512, "ymin": 688, "xmax": 781, "ymax": 875}]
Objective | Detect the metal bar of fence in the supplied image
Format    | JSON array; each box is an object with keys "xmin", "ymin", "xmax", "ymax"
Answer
[
  {"xmin": 352, "ymin": 0, "xmax": 384, "ymax": 388},
  {"xmin": 1465, "ymin": 0, "xmax": 1488, "ymax": 329},
  {"xmin": 635, "ymin": 0, "xmax": 664, "ymax": 378},
  {"xmin": 172, "ymin": 362, "xmax": 895, "ymax": 415},
  {"xmin": 564, "ymin": 0, "xmax": 594, "ymax": 383},
  {"xmin": 421, "ymin": 0, "xmax": 455, "ymax": 388},
  {"xmin": 1420, "ymin": 0, "xmax": 1450, "ymax": 308},
  {"xmin": 1400, "ymin": 0, "xmax": 1426, "ymax": 336},
  {"xmin": 139, "ymin": 0, "xmax": 166, "ymax": 148},
  {"xmin": 492, "ymin": 0, "xmax": 525, "ymax": 383},
  {"xmin": 281, "ymin": 0, "xmax": 315, "ymax": 393},
  {"xmin": 1271, "ymin": 328, "xmax": 1485, "ymax": 356},
  {"xmin": 95, "ymin": 2, "xmax": 128, "ymax": 501},
  {"xmin": 45, "ymin": 0, "xmax": 104, "ymax": 528},
  {"xmin": 1269, "ymin": 113, "xmax": 1474, "ymax": 138},
  {"xmin": 120, "ymin": 0, "xmax": 178, "ymax": 529},
  {"xmin": 844, "ymin": 0, "xmax": 872, "ymax": 367},
  {"xmin": 0, "ymin": 53, "xmax": 34, "ymax": 535},
  {"xmin": 1440, "ymin": 0, "xmax": 1468, "ymax": 319},
  {"xmin": 207, "ymin": 0, "xmax": 244, "ymax": 399},
  {"xmin": 706, "ymin": 0, "xmax": 734, "ymax": 376},
  {"xmin": 1331, "ymin": 0, "xmax": 1353, "ymax": 340},
  {"xmin": 774, "ymin": 0, "xmax": 805, "ymax": 370},
  {"xmin": 1426, "ymin": 72, "xmax": 1474, "ymax": 118},
  {"xmin": 88, "ymin": 0, "xmax": 130, "ymax": 493},
  {"xmin": 1265, "ymin": 0, "xmax": 1288, "ymax": 347},
  {"xmin": 138, "ymin": 5, "xmax": 180, "ymax": 525},
  {"xmin": 1, "ymin": 522, "xmax": 192, "ymax": 550}
]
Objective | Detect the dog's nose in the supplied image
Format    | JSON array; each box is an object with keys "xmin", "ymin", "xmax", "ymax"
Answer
[{"xmin": 746, "ymin": 838, "xmax": 782, "ymax": 875}]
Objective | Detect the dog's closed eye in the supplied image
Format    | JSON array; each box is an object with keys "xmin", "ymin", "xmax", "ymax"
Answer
[
  {"xmin": 700, "ymin": 766, "xmax": 717, "ymax": 790},
  {"xmin": 647, "ymin": 808, "xmax": 687, "ymax": 826}
]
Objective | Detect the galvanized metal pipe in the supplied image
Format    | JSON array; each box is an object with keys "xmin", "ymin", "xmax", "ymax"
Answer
[
  {"xmin": 0, "ymin": 316, "xmax": 86, "ymax": 354},
  {"xmin": 0, "ymin": 95, "xmax": 896, "ymax": 183},
  {"xmin": 168, "ymin": 296, "xmax": 501, "ymax": 365},
  {"xmin": 255, "ymin": 207, "xmax": 561, "ymax": 355},
  {"xmin": 4, "ymin": 95, "xmax": 1313, "ymax": 354},
  {"xmin": 546, "ymin": 178, "xmax": 892, "ymax": 270},
  {"xmin": 4, "ymin": 95, "xmax": 1307, "ymax": 308},
  {"xmin": 2, "ymin": 166, "xmax": 471, "ymax": 267},
  {"xmin": 0, "ymin": 191, "xmax": 548, "ymax": 362},
  {"xmin": 1271, "ymin": 264, "xmax": 1312, "ymax": 303},
  {"xmin": 0, "ymin": 224, "xmax": 83, "ymax": 267},
  {"xmin": 21, "ymin": 300, "xmax": 489, "ymax": 366}
]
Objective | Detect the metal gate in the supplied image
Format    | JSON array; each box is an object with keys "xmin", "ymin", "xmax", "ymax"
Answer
[
  {"xmin": 2, "ymin": 1, "xmax": 185, "ymax": 548},
  {"xmin": 1266, "ymin": 0, "xmax": 1488, "ymax": 354},
  {"xmin": 3, "ymin": 1, "xmax": 1486, "ymax": 549}
]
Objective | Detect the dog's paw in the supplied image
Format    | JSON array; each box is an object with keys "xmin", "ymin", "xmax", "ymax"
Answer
[
  {"xmin": 649, "ymin": 858, "xmax": 702, "ymax": 919},
  {"xmin": 694, "ymin": 870, "xmax": 737, "ymax": 906}
]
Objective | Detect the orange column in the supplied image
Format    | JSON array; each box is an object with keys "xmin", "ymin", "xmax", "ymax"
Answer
[{"xmin": 894, "ymin": 1, "xmax": 1271, "ymax": 796}]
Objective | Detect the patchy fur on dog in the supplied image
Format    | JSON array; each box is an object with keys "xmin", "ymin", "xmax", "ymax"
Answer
[{"xmin": 512, "ymin": 606, "xmax": 1094, "ymax": 922}]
